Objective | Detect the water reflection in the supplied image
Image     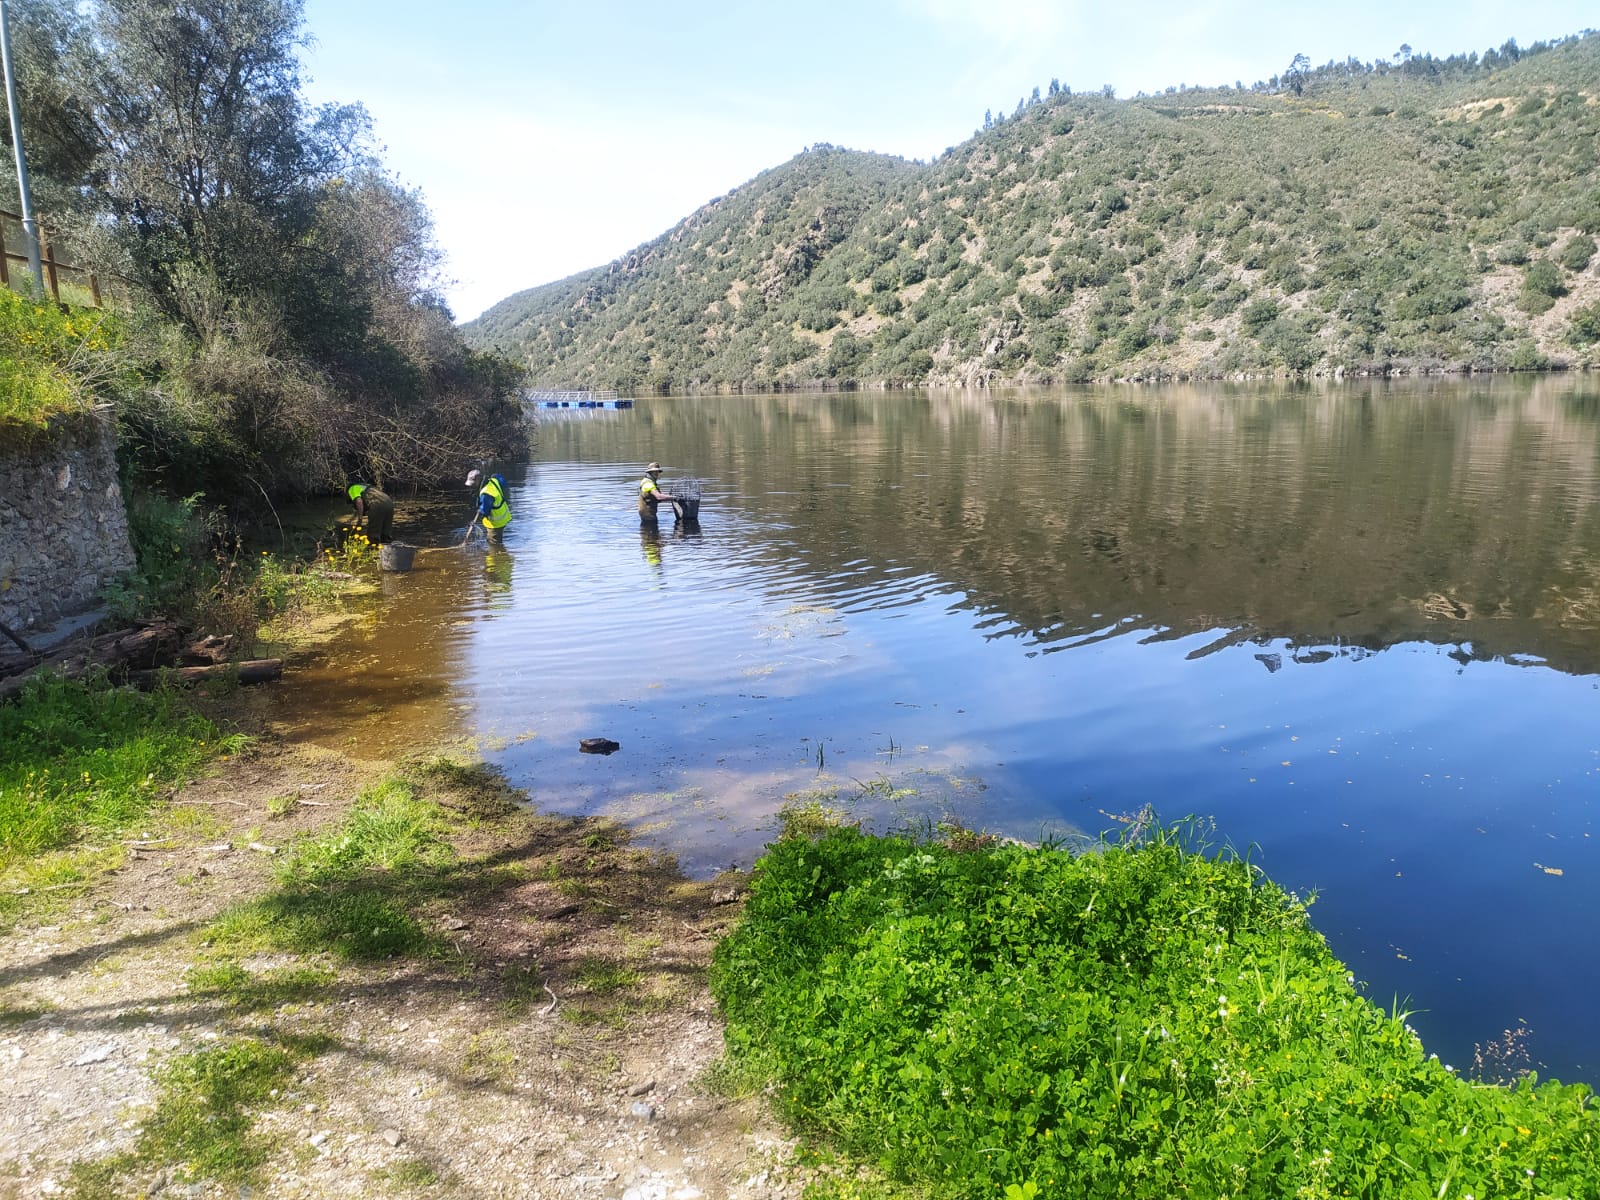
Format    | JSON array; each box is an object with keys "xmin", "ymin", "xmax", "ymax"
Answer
[
  {"xmin": 482, "ymin": 546, "xmax": 515, "ymax": 608},
  {"xmin": 275, "ymin": 377, "xmax": 1600, "ymax": 1084}
]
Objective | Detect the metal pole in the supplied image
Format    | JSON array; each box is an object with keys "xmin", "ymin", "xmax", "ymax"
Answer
[{"xmin": 0, "ymin": 0, "xmax": 44, "ymax": 293}]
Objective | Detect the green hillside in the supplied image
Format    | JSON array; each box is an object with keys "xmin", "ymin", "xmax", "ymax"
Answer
[{"xmin": 466, "ymin": 33, "xmax": 1600, "ymax": 389}]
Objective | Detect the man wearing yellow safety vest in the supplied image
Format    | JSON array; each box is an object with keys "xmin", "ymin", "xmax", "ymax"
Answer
[
  {"xmin": 466, "ymin": 469, "xmax": 512, "ymax": 543},
  {"xmin": 638, "ymin": 462, "xmax": 680, "ymax": 523},
  {"xmin": 346, "ymin": 483, "xmax": 395, "ymax": 544}
]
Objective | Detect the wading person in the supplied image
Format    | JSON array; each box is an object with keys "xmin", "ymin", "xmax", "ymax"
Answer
[
  {"xmin": 467, "ymin": 469, "xmax": 513, "ymax": 544},
  {"xmin": 346, "ymin": 483, "xmax": 395, "ymax": 545},
  {"xmin": 638, "ymin": 462, "xmax": 679, "ymax": 523}
]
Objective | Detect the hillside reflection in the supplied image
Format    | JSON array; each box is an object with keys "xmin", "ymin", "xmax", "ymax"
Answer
[{"xmin": 544, "ymin": 375, "xmax": 1600, "ymax": 675}]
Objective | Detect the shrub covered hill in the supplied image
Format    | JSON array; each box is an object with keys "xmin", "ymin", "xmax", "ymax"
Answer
[{"xmin": 466, "ymin": 33, "xmax": 1600, "ymax": 390}]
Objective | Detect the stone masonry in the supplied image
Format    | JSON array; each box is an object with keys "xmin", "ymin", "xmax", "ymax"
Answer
[{"xmin": 0, "ymin": 410, "xmax": 136, "ymax": 633}]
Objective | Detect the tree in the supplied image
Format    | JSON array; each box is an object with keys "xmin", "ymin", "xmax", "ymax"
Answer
[
  {"xmin": 74, "ymin": 0, "xmax": 370, "ymax": 323},
  {"xmin": 0, "ymin": 0, "xmax": 98, "ymax": 206},
  {"xmin": 1285, "ymin": 53, "xmax": 1311, "ymax": 96}
]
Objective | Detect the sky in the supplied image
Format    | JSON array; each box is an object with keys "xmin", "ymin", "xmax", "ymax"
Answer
[{"xmin": 298, "ymin": 1, "xmax": 1595, "ymax": 323}]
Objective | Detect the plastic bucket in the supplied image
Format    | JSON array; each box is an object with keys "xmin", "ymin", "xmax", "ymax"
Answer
[{"xmin": 380, "ymin": 542, "xmax": 417, "ymax": 572}]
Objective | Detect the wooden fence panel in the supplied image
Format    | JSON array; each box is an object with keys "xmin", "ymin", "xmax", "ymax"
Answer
[{"xmin": 0, "ymin": 208, "xmax": 106, "ymax": 307}]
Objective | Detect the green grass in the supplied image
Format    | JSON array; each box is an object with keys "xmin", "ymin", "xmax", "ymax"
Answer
[
  {"xmin": 0, "ymin": 1001, "xmax": 55, "ymax": 1026},
  {"xmin": 184, "ymin": 962, "xmax": 337, "ymax": 1011},
  {"xmin": 374, "ymin": 1158, "xmax": 446, "ymax": 1188},
  {"xmin": 576, "ymin": 956, "xmax": 641, "ymax": 996},
  {"xmin": 0, "ymin": 675, "xmax": 244, "ymax": 866},
  {"xmin": 69, "ymin": 1033, "xmax": 332, "ymax": 1194},
  {"xmin": 204, "ymin": 776, "xmax": 454, "ymax": 963},
  {"xmin": 712, "ymin": 822, "xmax": 1600, "ymax": 1200}
]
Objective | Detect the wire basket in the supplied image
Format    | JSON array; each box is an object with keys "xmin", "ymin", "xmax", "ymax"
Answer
[{"xmin": 662, "ymin": 478, "xmax": 702, "ymax": 521}]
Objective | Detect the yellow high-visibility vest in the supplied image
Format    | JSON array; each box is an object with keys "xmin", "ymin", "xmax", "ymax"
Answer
[{"xmin": 479, "ymin": 477, "xmax": 512, "ymax": 529}]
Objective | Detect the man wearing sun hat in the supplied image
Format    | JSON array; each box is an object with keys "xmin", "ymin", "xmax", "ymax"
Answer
[{"xmin": 638, "ymin": 462, "xmax": 672, "ymax": 523}]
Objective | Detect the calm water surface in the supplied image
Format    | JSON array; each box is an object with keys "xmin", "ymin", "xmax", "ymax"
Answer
[{"xmin": 274, "ymin": 377, "xmax": 1600, "ymax": 1083}]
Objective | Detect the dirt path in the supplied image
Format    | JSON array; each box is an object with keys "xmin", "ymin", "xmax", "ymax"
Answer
[{"xmin": 0, "ymin": 730, "xmax": 811, "ymax": 1200}]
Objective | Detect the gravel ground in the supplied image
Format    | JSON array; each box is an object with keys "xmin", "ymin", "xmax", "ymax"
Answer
[{"xmin": 0, "ymin": 739, "xmax": 811, "ymax": 1200}]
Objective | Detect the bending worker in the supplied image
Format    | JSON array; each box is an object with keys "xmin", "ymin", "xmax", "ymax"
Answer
[
  {"xmin": 466, "ymin": 469, "xmax": 513, "ymax": 543},
  {"xmin": 638, "ymin": 462, "xmax": 679, "ymax": 523},
  {"xmin": 346, "ymin": 482, "xmax": 395, "ymax": 545}
]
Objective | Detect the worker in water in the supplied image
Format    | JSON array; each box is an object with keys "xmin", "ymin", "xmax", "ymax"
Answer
[
  {"xmin": 466, "ymin": 469, "xmax": 512, "ymax": 543},
  {"xmin": 346, "ymin": 483, "xmax": 395, "ymax": 545},
  {"xmin": 638, "ymin": 462, "xmax": 677, "ymax": 523}
]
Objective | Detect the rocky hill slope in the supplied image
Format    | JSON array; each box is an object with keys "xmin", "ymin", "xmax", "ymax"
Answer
[{"xmin": 466, "ymin": 33, "xmax": 1600, "ymax": 389}]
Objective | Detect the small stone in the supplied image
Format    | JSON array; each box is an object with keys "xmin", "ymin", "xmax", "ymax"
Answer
[
  {"xmin": 626, "ymin": 1079, "xmax": 655, "ymax": 1096},
  {"xmin": 441, "ymin": 917, "xmax": 468, "ymax": 931},
  {"xmin": 71, "ymin": 1044, "xmax": 116, "ymax": 1066},
  {"xmin": 381, "ymin": 1128, "xmax": 402, "ymax": 1146},
  {"xmin": 308, "ymin": 1131, "xmax": 329, "ymax": 1150}
]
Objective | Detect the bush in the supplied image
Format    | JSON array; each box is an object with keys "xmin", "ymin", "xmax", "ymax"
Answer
[
  {"xmin": 1240, "ymin": 297, "xmax": 1279, "ymax": 334},
  {"xmin": 1518, "ymin": 260, "xmax": 1566, "ymax": 314},
  {"xmin": 1494, "ymin": 241, "xmax": 1531, "ymax": 265},
  {"xmin": 1557, "ymin": 234, "xmax": 1596, "ymax": 272},
  {"xmin": 1567, "ymin": 302, "xmax": 1600, "ymax": 345},
  {"xmin": 713, "ymin": 826, "xmax": 1600, "ymax": 1200}
]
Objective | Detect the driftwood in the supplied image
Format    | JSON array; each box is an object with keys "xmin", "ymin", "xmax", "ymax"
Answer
[
  {"xmin": 0, "ymin": 618, "xmax": 279, "ymax": 701},
  {"xmin": 126, "ymin": 659, "xmax": 283, "ymax": 689}
]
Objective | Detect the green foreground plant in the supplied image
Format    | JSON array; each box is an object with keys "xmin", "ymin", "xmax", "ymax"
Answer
[
  {"xmin": 0, "ymin": 675, "xmax": 241, "ymax": 864},
  {"xmin": 204, "ymin": 775, "xmax": 455, "ymax": 963},
  {"xmin": 711, "ymin": 823, "xmax": 1600, "ymax": 1199},
  {"xmin": 0, "ymin": 290, "xmax": 118, "ymax": 429}
]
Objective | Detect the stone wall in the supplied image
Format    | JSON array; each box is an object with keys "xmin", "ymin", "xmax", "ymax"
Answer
[{"xmin": 0, "ymin": 411, "xmax": 136, "ymax": 633}]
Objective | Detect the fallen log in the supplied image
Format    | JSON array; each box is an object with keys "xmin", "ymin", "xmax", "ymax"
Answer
[
  {"xmin": 127, "ymin": 659, "xmax": 283, "ymax": 690},
  {"xmin": 0, "ymin": 619, "xmax": 34, "ymax": 656},
  {"xmin": 179, "ymin": 634, "xmax": 235, "ymax": 666}
]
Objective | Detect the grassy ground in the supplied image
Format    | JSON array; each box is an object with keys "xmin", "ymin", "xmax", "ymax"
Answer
[{"xmin": 0, "ymin": 674, "xmax": 803, "ymax": 1199}]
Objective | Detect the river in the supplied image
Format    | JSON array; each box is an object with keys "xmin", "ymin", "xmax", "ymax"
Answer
[{"xmin": 273, "ymin": 375, "xmax": 1600, "ymax": 1085}]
